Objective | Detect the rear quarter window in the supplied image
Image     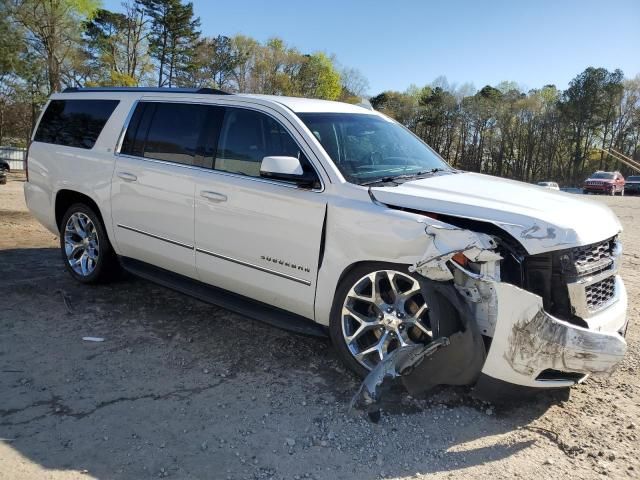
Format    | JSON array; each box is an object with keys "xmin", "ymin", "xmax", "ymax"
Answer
[{"xmin": 34, "ymin": 99, "xmax": 119, "ymax": 149}]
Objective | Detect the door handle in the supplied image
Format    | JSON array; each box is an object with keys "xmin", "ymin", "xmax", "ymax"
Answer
[
  {"xmin": 117, "ymin": 171, "xmax": 137, "ymax": 182},
  {"xmin": 200, "ymin": 191, "xmax": 227, "ymax": 203}
]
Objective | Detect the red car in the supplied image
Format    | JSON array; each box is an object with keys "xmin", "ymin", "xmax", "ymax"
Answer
[{"xmin": 583, "ymin": 171, "xmax": 625, "ymax": 196}]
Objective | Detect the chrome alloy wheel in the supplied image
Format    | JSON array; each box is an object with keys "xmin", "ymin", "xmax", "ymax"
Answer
[
  {"xmin": 64, "ymin": 212, "xmax": 100, "ymax": 276},
  {"xmin": 341, "ymin": 270, "xmax": 432, "ymax": 370}
]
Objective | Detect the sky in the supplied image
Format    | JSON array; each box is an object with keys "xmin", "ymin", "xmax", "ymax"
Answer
[{"xmin": 103, "ymin": 0, "xmax": 640, "ymax": 95}]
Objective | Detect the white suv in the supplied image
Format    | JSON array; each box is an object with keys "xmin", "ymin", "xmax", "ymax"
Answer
[{"xmin": 25, "ymin": 87, "xmax": 628, "ymax": 394}]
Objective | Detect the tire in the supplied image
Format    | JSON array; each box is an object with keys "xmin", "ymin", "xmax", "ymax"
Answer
[
  {"xmin": 59, "ymin": 203, "xmax": 119, "ymax": 284},
  {"xmin": 329, "ymin": 262, "xmax": 461, "ymax": 378}
]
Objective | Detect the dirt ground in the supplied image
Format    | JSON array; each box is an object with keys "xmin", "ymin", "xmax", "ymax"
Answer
[{"xmin": 1, "ymin": 173, "xmax": 638, "ymax": 480}]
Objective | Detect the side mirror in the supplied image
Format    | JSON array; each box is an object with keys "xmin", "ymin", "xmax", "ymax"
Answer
[{"xmin": 260, "ymin": 156, "xmax": 318, "ymax": 187}]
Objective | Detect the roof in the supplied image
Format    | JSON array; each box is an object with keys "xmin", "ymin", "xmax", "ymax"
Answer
[
  {"xmin": 239, "ymin": 94, "xmax": 375, "ymax": 114},
  {"xmin": 62, "ymin": 87, "xmax": 230, "ymax": 95},
  {"xmin": 58, "ymin": 87, "xmax": 375, "ymax": 115}
]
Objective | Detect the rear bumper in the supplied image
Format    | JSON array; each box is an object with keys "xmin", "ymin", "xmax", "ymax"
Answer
[
  {"xmin": 24, "ymin": 181, "xmax": 58, "ymax": 234},
  {"xmin": 480, "ymin": 277, "xmax": 628, "ymax": 388}
]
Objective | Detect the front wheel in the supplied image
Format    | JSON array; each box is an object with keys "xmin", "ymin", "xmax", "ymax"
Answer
[
  {"xmin": 60, "ymin": 203, "xmax": 119, "ymax": 283},
  {"xmin": 329, "ymin": 263, "xmax": 460, "ymax": 378}
]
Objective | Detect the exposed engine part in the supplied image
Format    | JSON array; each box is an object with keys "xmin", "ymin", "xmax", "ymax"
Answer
[{"xmin": 409, "ymin": 222, "xmax": 502, "ymax": 281}]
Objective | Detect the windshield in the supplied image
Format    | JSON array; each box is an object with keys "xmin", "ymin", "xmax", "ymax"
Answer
[
  {"xmin": 628, "ymin": 176, "xmax": 640, "ymax": 181},
  {"xmin": 590, "ymin": 172, "xmax": 615, "ymax": 179},
  {"xmin": 297, "ymin": 113, "xmax": 451, "ymax": 184}
]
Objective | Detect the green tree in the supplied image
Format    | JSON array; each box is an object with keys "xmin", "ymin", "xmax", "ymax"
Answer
[
  {"xmin": 339, "ymin": 66, "xmax": 369, "ymax": 103},
  {"xmin": 141, "ymin": 0, "xmax": 200, "ymax": 87},
  {"xmin": 182, "ymin": 35, "xmax": 237, "ymax": 89},
  {"xmin": 295, "ymin": 53, "xmax": 341, "ymax": 100},
  {"xmin": 207, "ymin": 35, "xmax": 236, "ymax": 89},
  {"xmin": 416, "ymin": 86, "xmax": 458, "ymax": 156},
  {"xmin": 229, "ymin": 34, "xmax": 258, "ymax": 92},
  {"xmin": 0, "ymin": 1, "xmax": 24, "ymax": 76},
  {"xmin": 84, "ymin": 2, "xmax": 151, "ymax": 85},
  {"xmin": 251, "ymin": 38, "xmax": 301, "ymax": 95},
  {"xmin": 559, "ymin": 67, "xmax": 624, "ymax": 181},
  {"xmin": 10, "ymin": 0, "xmax": 100, "ymax": 93},
  {"xmin": 369, "ymin": 90, "xmax": 418, "ymax": 127}
]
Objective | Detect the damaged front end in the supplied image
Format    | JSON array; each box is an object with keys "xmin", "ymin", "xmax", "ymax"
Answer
[{"xmin": 353, "ymin": 218, "xmax": 629, "ymax": 409}]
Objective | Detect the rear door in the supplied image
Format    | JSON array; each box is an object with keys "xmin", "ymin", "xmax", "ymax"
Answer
[
  {"xmin": 111, "ymin": 100, "xmax": 215, "ymax": 278},
  {"xmin": 192, "ymin": 105, "xmax": 327, "ymax": 319}
]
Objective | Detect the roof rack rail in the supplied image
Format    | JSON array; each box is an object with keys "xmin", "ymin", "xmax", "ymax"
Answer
[{"xmin": 61, "ymin": 87, "xmax": 231, "ymax": 95}]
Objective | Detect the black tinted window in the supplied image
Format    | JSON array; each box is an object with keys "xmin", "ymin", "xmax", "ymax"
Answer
[
  {"xmin": 34, "ymin": 100, "xmax": 119, "ymax": 149},
  {"xmin": 143, "ymin": 103, "xmax": 209, "ymax": 165},
  {"xmin": 216, "ymin": 108, "xmax": 308, "ymax": 177},
  {"xmin": 120, "ymin": 102, "xmax": 149, "ymax": 157}
]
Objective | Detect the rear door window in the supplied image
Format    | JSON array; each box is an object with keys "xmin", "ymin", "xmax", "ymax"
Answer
[
  {"xmin": 121, "ymin": 102, "xmax": 218, "ymax": 167},
  {"xmin": 34, "ymin": 99, "xmax": 119, "ymax": 149}
]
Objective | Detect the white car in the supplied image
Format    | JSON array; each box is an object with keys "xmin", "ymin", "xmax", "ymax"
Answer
[
  {"xmin": 537, "ymin": 181, "xmax": 560, "ymax": 190},
  {"xmin": 24, "ymin": 87, "xmax": 628, "ymax": 395}
]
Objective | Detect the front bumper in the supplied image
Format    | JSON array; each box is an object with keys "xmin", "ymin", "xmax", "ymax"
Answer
[
  {"xmin": 480, "ymin": 277, "xmax": 628, "ymax": 388},
  {"xmin": 583, "ymin": 184, "xmax": 613, "ymax": 193}
]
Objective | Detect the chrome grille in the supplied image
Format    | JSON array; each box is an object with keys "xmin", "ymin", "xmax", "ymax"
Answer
[
  {"xmin": 565, "ymin": 236, "xmax": 619, "ymax": 318},
  {"xmin": 585, "ymin": 276, "xmax": 616, "ymax": 311},
  {"xmin": 573, "ymin": 237, "xmax": 615, "ymax": 275}
]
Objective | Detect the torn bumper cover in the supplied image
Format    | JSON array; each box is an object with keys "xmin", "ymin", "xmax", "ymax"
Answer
[
  {"xmin": 480, "ymin": 279, "xmax": 628, "ymax": 389},
  {"xmin": 353, "ymin": 223, "xmax": 628, "ymax": 409},
  {"xmin": 411, "ymin": 223, "xmax": 629, "ymax": 389}
]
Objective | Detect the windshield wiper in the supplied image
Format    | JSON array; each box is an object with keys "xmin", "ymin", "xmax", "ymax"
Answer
[
  {"xmin": 359, "ymin": 168, "xmax": 450, "ymax": 186},
  {"xmin": 414, "ymin": 168, "xmax": 448, "ymax": 175},
  {"xmin": 359, "ymin": 176, "xmax": 403, "ymax": 186}
]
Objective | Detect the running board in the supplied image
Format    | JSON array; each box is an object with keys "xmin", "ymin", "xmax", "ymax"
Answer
[{"xmin": 119, "ymin": 257, "xmax": 328, "ymax": 337}]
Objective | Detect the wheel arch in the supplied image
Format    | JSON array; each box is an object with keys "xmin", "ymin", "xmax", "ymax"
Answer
[
  {"xmin": 336, "ymin": 260, "xmax": 413, "ymax": 291},
  {"xmin": 329, "ymin": 259, "xmax": 414, "ymax": 306},
  {"xmin": 55, "ymin": 189, "xmax": 106, "ymax": 234}
]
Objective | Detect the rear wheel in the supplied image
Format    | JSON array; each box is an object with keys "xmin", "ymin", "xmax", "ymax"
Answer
[
  {"xmin": 329, "ymin": 262, "xmax": 459, "ymax": 378},
  {"xmin": 60, "ymin": 203, "xmax": 119, "ymax": 283}
]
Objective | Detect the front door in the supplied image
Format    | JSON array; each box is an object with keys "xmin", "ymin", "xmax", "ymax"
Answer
[{"xmin": 193, "ymin": 105, "xmax": 326, "ymax": 319}]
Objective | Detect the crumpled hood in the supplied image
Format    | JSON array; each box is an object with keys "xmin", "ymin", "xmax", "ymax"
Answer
[{"xmin": 371, "ymin": 172, "xmax": 622, "ymax": 255}]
